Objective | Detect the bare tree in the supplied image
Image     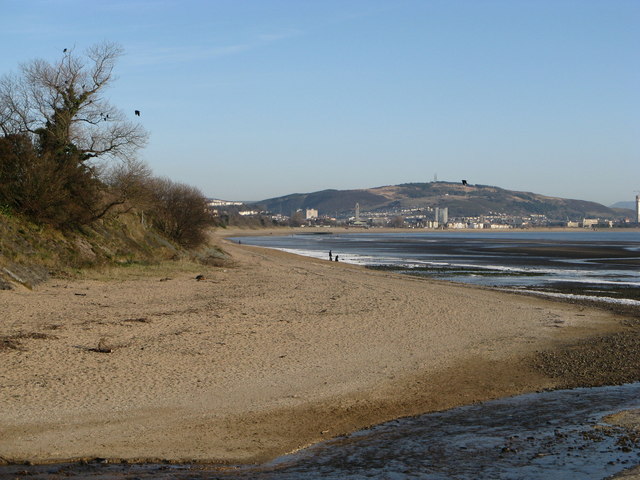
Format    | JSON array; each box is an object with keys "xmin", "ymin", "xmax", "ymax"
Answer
[
  {"xmin": 103, "ymin": 157, "xmax": 154, "ymax": 208},
  {"xmin": 0, "ymin": 42, "xmax": 147, "ymax": 159}
]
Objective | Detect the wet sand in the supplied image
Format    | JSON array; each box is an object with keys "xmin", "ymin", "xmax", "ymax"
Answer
[{"xmin": 0, "ymin": 229, "xmax": 636, "ymax": 466}]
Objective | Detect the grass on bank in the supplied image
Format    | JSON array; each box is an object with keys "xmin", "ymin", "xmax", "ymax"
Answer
[{"xmin": 0, "ymin": 207, "xmax": 231, "ymax": 289}]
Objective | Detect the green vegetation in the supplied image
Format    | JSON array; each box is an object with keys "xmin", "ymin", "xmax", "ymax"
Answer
[{"xmin": 0, "ymin": 43, "xmax": 220, "ymax": 288}]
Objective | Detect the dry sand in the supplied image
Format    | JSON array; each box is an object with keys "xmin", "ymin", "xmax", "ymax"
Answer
[{"xmin": 0, "ymin": 230, "xmax": 632, "ymax": 465}]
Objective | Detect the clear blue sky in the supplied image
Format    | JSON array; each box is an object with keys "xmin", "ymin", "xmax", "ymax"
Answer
[{"xmin": 1, "ymin": 0, "xmax": 638, "ymax": 206}]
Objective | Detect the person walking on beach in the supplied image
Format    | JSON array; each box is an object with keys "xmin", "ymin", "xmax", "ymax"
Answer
[
  {"xmin": 329, "ymin": 250, "xmax": 333, "ymax": 261},
  {"xmin": 335, "ymin": 255, "xmax": 339, "ymax": 262}
]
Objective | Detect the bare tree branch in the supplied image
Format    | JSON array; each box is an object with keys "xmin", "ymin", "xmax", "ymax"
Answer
[{"xmin": 0, "ymin": 42, "xmax": 148, "ymax": 161}]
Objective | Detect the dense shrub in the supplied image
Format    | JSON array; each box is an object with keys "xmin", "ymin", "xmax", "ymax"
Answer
[
  {"xmin": 0, "ymin": 134, "xmax": 107, "ymax": 227},
  {"xmin": 147, "ymin": 177, "xmax": 213, "ymax": 248}
]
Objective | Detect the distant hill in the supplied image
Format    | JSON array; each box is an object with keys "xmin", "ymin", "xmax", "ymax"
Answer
[
  {"xmin": 254, "ymin": 182, "xmax": 632, "ymax": 220},
  {"xmin": 611, "ymin": 200, "xmax": 636, "ymax": 210}
]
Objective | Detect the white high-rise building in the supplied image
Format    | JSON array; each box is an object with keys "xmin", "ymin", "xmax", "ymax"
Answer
[{"xmin": 435, "ymin": 207, "xmax": 448, "ymax": 225}]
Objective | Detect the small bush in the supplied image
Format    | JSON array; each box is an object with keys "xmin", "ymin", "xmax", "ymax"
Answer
[{"xmin": 0, "ymin": 204, "xmax": 13, "ymax": 217}]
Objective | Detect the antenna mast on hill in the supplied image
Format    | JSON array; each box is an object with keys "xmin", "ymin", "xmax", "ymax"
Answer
[{"xmin": 434, "ymin": 173, "xmax": 438, "ymax": 182}]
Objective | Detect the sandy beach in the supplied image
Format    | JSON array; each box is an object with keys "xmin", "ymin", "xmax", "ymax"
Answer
[{"xmin": 0, "ymin": 229, "xmax": 636, "ymax": 466}]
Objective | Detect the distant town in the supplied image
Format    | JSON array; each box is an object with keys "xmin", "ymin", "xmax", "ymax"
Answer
[{"xmin": 207, "ymin": 195, "xmax": 640, "ymax": 230}]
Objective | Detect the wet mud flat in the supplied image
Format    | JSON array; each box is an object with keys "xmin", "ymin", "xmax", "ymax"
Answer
[
  {"xmin": 519, "ymin": 282, "xmax": 640, "ymax": 303},
  {"xmin": 3, "ymin": 384, "xmax": 640, "ymax": 479},
  {"xmin": 363, "ymin": 238, "xmax": 640, "ymax": 274},
  {"xmin": 542, "ymin": 326, "xmax": 637, "ymax": 385},
  {"xmin": 487, "ymin": 242, "xmax": 640, "ymax": 265},
  {"xmin": 368, "ymin": 247, "xmax": 640, "ymax": 318},
  {"xmin": 314, "ymin": 232, "xmax": 640, "ymax": 268},
  {"xmin": 249, "ymin": 384, "xmax": 640, "ymax": 480}
]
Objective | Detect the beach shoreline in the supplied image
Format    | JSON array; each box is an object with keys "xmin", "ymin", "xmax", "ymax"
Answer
[{"xmin": 0, "ymin": 230, "xmax": 638, "ymax": 466}]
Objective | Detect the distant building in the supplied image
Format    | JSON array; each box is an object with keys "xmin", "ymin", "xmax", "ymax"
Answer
[
  {"xmin": 449, "ymin": 222, "xmax": 467, "ymax": 229},
  {"xmin": 208, "ymin": 199, "xmax": 243, "ymax": 207},
  {"xmin": 636, "ymin": 195, "xmax": 640, "ymax": 223},
  {"xmin": 306, "ymin": 208, "xmax": 318, "ymax": 220},
  {"xmin": 435, "ymin": 207, "xmax": 448, "ymax": 225}
]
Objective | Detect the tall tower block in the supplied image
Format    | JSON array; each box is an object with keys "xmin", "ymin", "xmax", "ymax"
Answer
[{"xmin": 636, "ymin": 195, "xmax": 640, "ymax": 223}]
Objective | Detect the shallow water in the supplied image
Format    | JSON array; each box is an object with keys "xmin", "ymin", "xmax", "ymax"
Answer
[
  {"xmin": 255, "ymin": 383, "xmax": 640, "ymax": 480},
  {"xmin": 4, "ymin": 383, "xmax": 640, "ymax": 479}
]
